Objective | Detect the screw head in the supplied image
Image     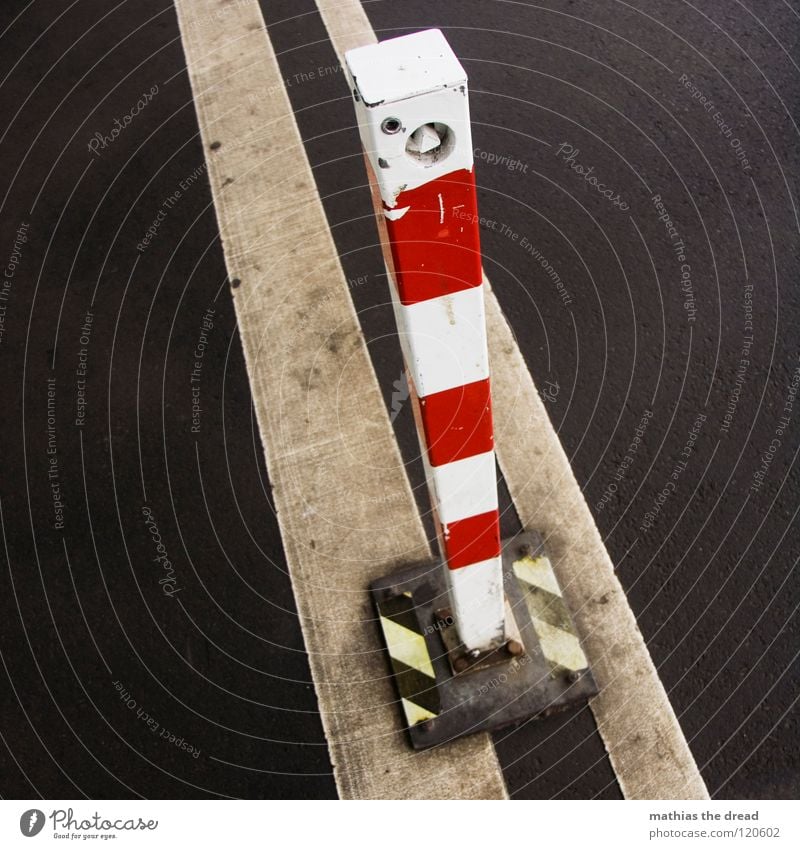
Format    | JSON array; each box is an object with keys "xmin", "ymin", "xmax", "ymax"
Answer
[
  {"xmin": 518, "ymin": 542, "xmax": 534, "ymax": 557},
  {"xmin": 435, "ymin": 608, "xmax": 453, "ymax": 626},
  {"xmin": 454, "ymin": 657, "xmax": 470, "ymax": 673},
  {"xmin": 506, "ymin": 639, "xmax": 524, "ymax": 657},
  {"xmin": 567, "ymin": 669, "xmax": 582, "ymax": 683},
  {"xmin": 381, "ymin": 117, "xmax": 402, "ymax": 134}
]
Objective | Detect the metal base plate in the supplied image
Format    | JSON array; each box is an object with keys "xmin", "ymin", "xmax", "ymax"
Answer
[{"xmin": 370, "ymin": 531, "xmax": 598, "ymax": 750}]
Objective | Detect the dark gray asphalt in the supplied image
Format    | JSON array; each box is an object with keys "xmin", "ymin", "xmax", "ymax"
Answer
[{"xmin": 0, "ymin": 0, "xmax": 797, "ymax": 799}]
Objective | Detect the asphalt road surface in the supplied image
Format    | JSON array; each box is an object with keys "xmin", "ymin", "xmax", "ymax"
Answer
[{"xmin": 0, "ymin": 0, "xmax": 797, "ymax": 799}]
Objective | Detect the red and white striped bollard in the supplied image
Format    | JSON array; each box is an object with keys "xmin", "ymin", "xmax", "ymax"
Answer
[{"xmin": 346, "ymin": 29, "xmax": 504, "ymax": 654}]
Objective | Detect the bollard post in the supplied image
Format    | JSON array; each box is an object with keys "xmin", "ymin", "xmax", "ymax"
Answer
[
  {"xmin": 345, "ymin": 29, "xmax": 504, "ymax": 654},
  {"xmin": 346, "ymin": 30, "xmax": 596, "ymax": 748}
]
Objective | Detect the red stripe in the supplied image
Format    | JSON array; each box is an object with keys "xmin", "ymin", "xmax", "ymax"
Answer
[
  {"xmin": 417, "ymin": 378, "xmax": 494, "ymax": 467},
  {"xmin": 441, "ymin": 510, "xmax": 501, "ymax": 570},
  {"xmin": 384, "ymin": 168, "xmax": 482, "ymax": 305}
]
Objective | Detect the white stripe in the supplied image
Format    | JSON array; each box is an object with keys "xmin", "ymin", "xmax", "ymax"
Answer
[
  {"xmin": 387, "ymin": 275, "xmax": 489, "ymax": 397},
  {"xmin": 446, "ymin": 556, "xmax": 505, "ymax": 650},
  {"xmin": 423, "ymin": 450, "xmax": 498, "ymax": 525}
]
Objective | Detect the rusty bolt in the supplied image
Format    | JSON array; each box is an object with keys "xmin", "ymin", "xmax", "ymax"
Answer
[
  {"xmin": 436, "ymin": 608, "xmax": 453, "ymax": 625},
  {"xmin": 506, "ymin": 639, "xmax": 524, "ymax": 657},
  {"xmin": 454, "ymin": 656, "xmax": 470, "ymax": 673}
]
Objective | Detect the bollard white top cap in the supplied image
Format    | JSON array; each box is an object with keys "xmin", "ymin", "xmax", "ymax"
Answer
[
  {"xmin": 344, "ymin": 29, "xmax": 474, "ymax": 206},
  {"xmin": 346, "ymin": 29, "xmax": 467, "ymax": 106}
]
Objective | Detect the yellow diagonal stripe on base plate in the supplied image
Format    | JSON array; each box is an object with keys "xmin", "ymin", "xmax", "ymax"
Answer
[
  {"xmin": 530, "ymin": 618, "xmax": 589, "ymax": 672},
  {"xmin": 513, "ymin": 555, "xmax": 562, "ymax": 596},
  {"xmin": 514, "ymin": 555, "xmax": 589, "ymax": 672},
  {"xmin": 401, "ymin": 698, "xmax": 437, "ymax": 726},
  {"xmin": 380, "ymin": 616, "xmax": 436, "ymax": 679}
]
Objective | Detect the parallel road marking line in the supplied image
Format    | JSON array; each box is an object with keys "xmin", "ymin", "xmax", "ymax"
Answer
[
  {"xmin": 173, "ymin": 0, "xmax": 506, "ymax": 800},
  {"xmin": 315, "ymin": 0, "xmax": 709, "ymax": 801},
  {"xmin": 485, "ymin": 281, "xmax": 709, "ymax": 800}
]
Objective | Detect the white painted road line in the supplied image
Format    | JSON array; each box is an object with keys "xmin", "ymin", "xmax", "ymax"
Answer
[{"xmin": 173, "ymin": 0, "xmax": 506, "ymax": 799}]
